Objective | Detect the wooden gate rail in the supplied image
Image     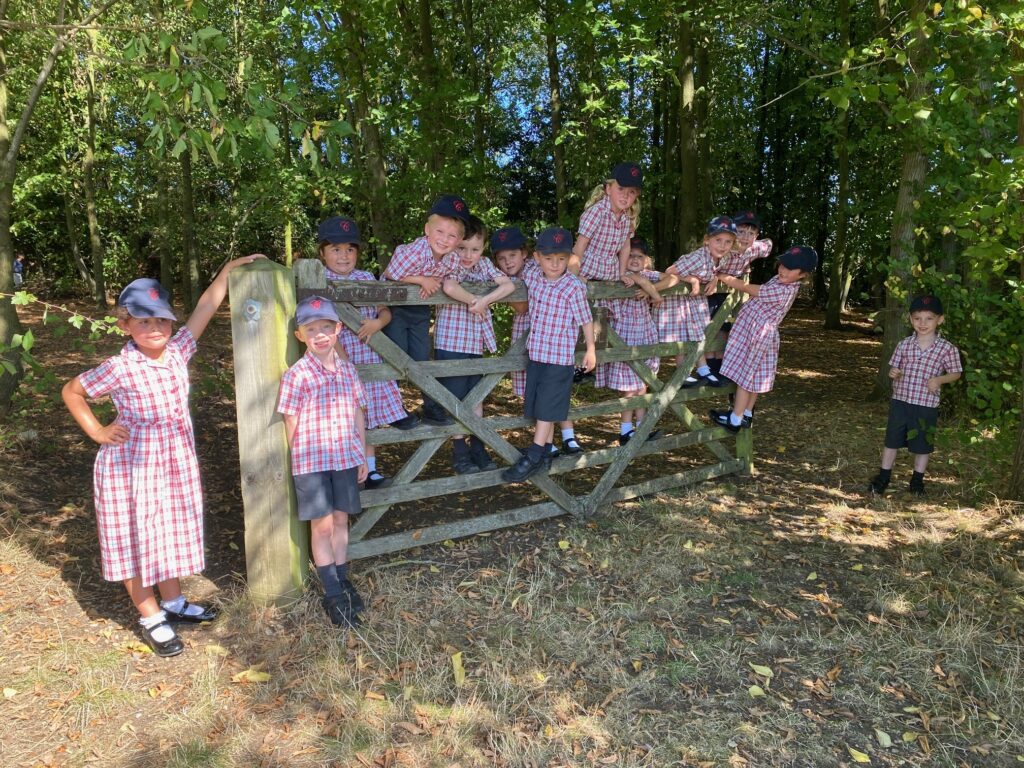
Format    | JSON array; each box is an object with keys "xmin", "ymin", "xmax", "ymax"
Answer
[{"xmin": 229, "ymin": 259, "xmax": 752, "ymax": 602}]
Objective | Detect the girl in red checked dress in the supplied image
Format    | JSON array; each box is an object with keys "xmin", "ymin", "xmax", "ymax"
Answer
[
  {"xmin": 658, "ymin": 216, "xmax": 737, "ymax": 388},
  {"xmin": 711, "ymin": 246, "xmax": 818, "ymax": 432},
  {"xmin": 565, "ymin": 161, "xmax": 644, "ymax": 454},
  {"xmin": 62, "ymin": 256, "xmax": 264, "ymax": 657},
  {"xmin": 317, "ymin": 216, "xmax": 418, "ymax": 491}
]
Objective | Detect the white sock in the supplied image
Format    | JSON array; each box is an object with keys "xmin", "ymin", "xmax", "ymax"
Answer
[
  {"xmin": 140, "ymin": 611, "xmax": 175, "ymax": 642},
  {"xmin": 367, "ymin": 455, "xmax": 377, "ymax": 472},
  {"xmin": 743, "ymin": 409, "xmax": 753, "ymax": 418},
  {"xmin": 561, "ymin": 428, "xmax": 575, "ymax": 442},
  {"xmin": 161, "ymin": 595, "xmax": 186, "ymax": 613},
  {"xmin": 620, "ymin": 422, "xmax": 634, "ymax": 436},
  {"xmin": 729, "ymin": 413, "xmax": 743, "ymax": 427},
  {"xmin": 697, "ymin": 365, "xmax": 711, "ymax": 377}
]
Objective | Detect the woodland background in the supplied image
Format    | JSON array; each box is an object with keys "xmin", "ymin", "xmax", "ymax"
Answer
[{"xmin": 0, "ymin": 0, "xmax": 1022, "ymax": 489}]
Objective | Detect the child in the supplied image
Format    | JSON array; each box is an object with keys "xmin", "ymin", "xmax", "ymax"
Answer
[
  {"xmin": 439, "ymin": 215, "xmax": 515, "ymax": 474},
  {"xmin": 659, "ymin": 216, "xmax": 737, "ymax": 388},
  {"xmin": 868, "ymin": 295, "xmax": 962, "ymax": 496},
  {"xmin": 382, "ymin": 195, "xmax": 471, "ymax": 426},
  {"xmin": 13, "ymin": 252, "xmax": 25, "ymax": 287},
  {"xmin": 62, "ymin": 257, "xmax": 263, "ymax": 657},
  {"xmin": 705, "ymin": 210, "xmax": 773, "ymax": 373},
  {"xmin": 318, "ymin": 215, "xmax": 418, "ymax": 489},
  {"xmin": 598, "ymin": 237, "xmax": 676, "ymax": 445},
  {"xmin": 503, "ymin": 227, "xmax": 596, "ymax": 483},
  {"xmin": 710, "ymin": 246, "xmax": 818, "ymax": 432},
  {"xmin": 277, "ymin": 295, "xmax": 369, "ymax": 628}
]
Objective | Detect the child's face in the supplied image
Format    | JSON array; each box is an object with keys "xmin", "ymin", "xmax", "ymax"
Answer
[
  {"xmin": 626, "ymin": 250, "xmax": 647, "ymax": 272},
  {"xmin": 320, "ymin": 242, "xmax": 359, "ymax": 276},
  {"xmin": 495, "ymin": 248, "xmax": 526, "ymax": 277},
  {"xmin": 606, "ymin": 180, "xmax": 640, "ymax": 214},
  {"xmin": 424, "ymin": 216, "xmax": 465, "ymax": 257},
  {"xmin": 705, "ymin": 232, "xmax": 736, "ymax": 259},
  {"xmin": 295, "ymin": 319, "xmax": 342, "ymax": 357},
  {"xmin": 456, "ymin": 234, "xmax": 485, "ymax": 269},
  {"xmin": 777, "ymin": 265, "xmax": 807, "ymax": 285},
  {"xmin": 119, "ymin": 316, "xmax": 173, "ymax": 359},
  {"xmin": 910, "ymin": 310, "xmax": 943, "ymax": 336},
  {"xmin": 535, "ymin": 251, "xmax": 570, "ymax": 280},
  {"xmin": 736, "ymin": 224, "xmax": 759, "ymax": 249}
]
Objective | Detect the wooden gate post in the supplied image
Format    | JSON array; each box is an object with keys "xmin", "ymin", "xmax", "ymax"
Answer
[{"xmin": 228, "ymin": 260, "xmax": 305, "ymax": 604}]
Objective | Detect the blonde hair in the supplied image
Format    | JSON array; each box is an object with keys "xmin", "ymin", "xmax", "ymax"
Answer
[{"xmin": 583, "ymin": 180, "xmax": 641, "ymax": 234}]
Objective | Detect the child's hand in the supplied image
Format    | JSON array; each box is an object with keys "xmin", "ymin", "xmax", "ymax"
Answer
[
  {"xmin": 620, "ymin": 273, "xmax": 636, "ymax": 287},
  {"xmin": 224, "ymin": 253, "xmax": 268, "ymax": 273},
  {"xmin": 649, "ymin": 291, "xmax": 663, "ymax": 307},
  {"xmin": 926, "ymin": 376, "xmax": 942, "ymax": 393},
  {"xmin": 357, "ymin": 463, "xmax": 369, "ymax": 483},
  {"xmin": 419, "ymin": 276, "xmax": 442, "ymax": 299},
  {"xmin": 468, "ymin": 298, "xmax": 489, "ymax": 318},
  {"xmin": 581, "ymin": 349, "xmax": 597, "ymax": 372},
  {"xmin": 687, "ymin": 277, "xmax": 701, "ymax": 294},
  {"xmin": 889, "ymin": 367, "xmax": 903, "ymax": 381},
  {"xmin": 703, "ymin": 279, "xmax": 718, "ymax": 296},
  {"xmin": 92, "ymin": 422, "xmax": 130, "ymax": 446},
  {"xmin": 357, "ymin": 318, "xmax": 383, "ymax": 342}
]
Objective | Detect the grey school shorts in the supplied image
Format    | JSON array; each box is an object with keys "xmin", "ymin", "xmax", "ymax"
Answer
[
  {"xmin": 293, "ymin": 468, "xmax": 362, "ymax": 521},
  {"xmin": 884, "ymin": 399, "xmax": 939, "ymax": 455},
  {"xmin": 524, "ymin": 360, "xmax": 574, "ymax": 422}
]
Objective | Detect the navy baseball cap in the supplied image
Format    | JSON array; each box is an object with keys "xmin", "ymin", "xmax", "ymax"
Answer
[
  {"xmin": 707, "ymin": 216, "xmax": 737, "ymax": 236},
  {"xmin": 295, "ymin": 295, "xmax": 340, "ymax": 326},
  {"xmin": 909, "ymin": 294, "xmax": 944, "ymax": 315},
  {"xmin": 428, "ymin": 194, "xmax": 472, "ymax": 224},
  {"xmin": 733, "ymin": 210, "xmax": 761, "ymax": 229},
  {"xmin": 778, "ymin": 245, "xmax": 818, "ymax": 272},
  {"xmin": 317, "ymin": 216, "xmax": 360, "ymax": 245},
  {"xmin": 611, "ymin": 162, "xmax": 643, "ymax": 188},
  {"xmin": 491, "ymin": 226, "xmax": 527, "ymax": 253},
  {"xmin": 118, "ymin": 279, "xmax": 177, "ymax": 321},
  {"xmin": 535, "ymin": 227, "xmax": 574, "ymax": 254},
  {"xmin": 629, "ymin": 237, "xmax": 649, "ymax": 255}
]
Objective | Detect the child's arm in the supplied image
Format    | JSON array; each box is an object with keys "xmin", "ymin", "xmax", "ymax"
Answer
[
  {"xmin": 186, "ymin": 254, "xmax": 267, "ymax": 340},
  {"xmin": 62, "ymin": 377, "xmax": 129, "ymax": 445},
  {"xmin": 618, "ymin": 239, "xmax": 633, "ymax": 284},
  {"xmin": 580, "ymin": 321, "xmax": 597, "ymax": 372},
  {"xmin": 569, "ymin": 236, "xmax": 589, "ymax": 277},
  {"xmin": 357, "ymin": 307, "xmax": 390, "ymax": 343},
  {"xmin": 443, "ymin": 277, "xmax": 480, "ymax": 307},
  {"xmin": 283, "ymin": 414, "xmax": 298, "ymax": 446},
  {"xmin": 468, "ymin": 277, "xmax": 516, "ymax": 318},
  {"xmin": 627, "ymin": 272, "xmax": 661, "ymax": 304},
  {"xmin": 927, "ymin": 370, "xmax": 961, "ymax": 393},
  {"xmin": 716, "ymin": 274, "xmax": 759, "ymax": 298},
  {"xmin": 356, "ymin": 407, "xmax": 368, "ymax": 483},
  {"xmin": 399, "ymin": 274, "xmax": 444, "ymax": 299}
]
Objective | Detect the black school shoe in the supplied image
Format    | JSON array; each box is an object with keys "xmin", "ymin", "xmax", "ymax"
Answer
[
  {"xmin": 419, "ymin": 407, "xmax": 453, "ymax": 426},
  {"xmin": 341, "ymin": 579, "xmax": 365, "ymax": 614},
  {"xmin": 469, "ymin": 443, "xmax": 498, "ymax": 471},
  {"xmin": 140, "ymin": 620, "xmax": 185, "ymax": 657},
  {"xmin": 453, "ymin": 456, "xmax": 480, "ymax": 475},
  {"xmin": 389, "ymin": 413, "xmax": 420, "ymax": 430},
  {"xmin": 502, "ymin": 453, "xmax": 547, "ymax": 483},
  {"xmin": 163, "ymin": 600, "xmax": 219, "ymax": 624},
  {"xmin": 561, "ymin": 437, "xmax": 584, "ymax": 455},
  {"xmin": 710, "ymin": 410, "xmax": 742, "ymax": 434},
  {"xmin": 867, "ymin": 474, "xmax": 890, "ymax": 495},
  {"xmin": 619, "ymin": 429, "xmax": 662, "ymax": 446},
  {"xmin": 322, "ymin": 595, "xmax": 361, "ymax": 628},
  {"xmin": 364, "ymin": 470, "xmax": 391, "ymax": 489},
  {"xmin": 710, "ymin": 409, "xmax": 751, "ymax": 429},
  {"xmin": 908, "ymin": 477, "xmax": 925, "ymax": 496}
]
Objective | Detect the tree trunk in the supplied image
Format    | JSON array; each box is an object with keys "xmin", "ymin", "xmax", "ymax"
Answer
[
  {"xmin": 825, "ymin": 0, "xmax": 852, "ymax": 329},
  {"xmin": 544, "ymin": 0, "xmax": 567, "ymax": 223},
  {"xmin": 63, "ymin": 189, "xmax": 95, "ymax": 288},
  {"xmin": 677, "ymin": 13, "xmax": 698, "ymax": 250},
  {"xmin": 1009, "ymin": 41, "xmax": 1024, "ymax": 500},
  {"xmin": 82, "ymin": 29, "xmax": 106, "ymax": 308},
  {"xmin": 179, "ymin": 150, "xmax": 200, "ymax": 311}
]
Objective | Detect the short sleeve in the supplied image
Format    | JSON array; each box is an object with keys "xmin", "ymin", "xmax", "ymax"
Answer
[
  {"xmin": 277, "ymin": 366, "xmax": 306, "ymax": 416},
  {"xmin": 577, "ymin": 204, "xmax": 603, "ymax": 240},
  {"xmin": 78, "ymin": 356, "xmax": 122, "ymax": 399},
  {"xmin": 944, "ymin": 343, "xmax": 962, "ymax": 374},
  {"xmin": 889, "ymin": 341, "xmax": 905, "ymax": 369},
  {"xmin": 748, "ymin": 239, "xmax": 773, "ymax": 262},
  {"xmin": 168, "ymin": 326, "xmax": 197, "ymax": 364},
  {"xmin": 571, "ymin": 282, "xmax": 593, "ymax": 325},
  {"xmin": 384, "ymin": 242, "xmax": 417, "ymax": 281},
  {"xmin": 342, "ymin": 362, "xmax": 366, "ymax": 409}
]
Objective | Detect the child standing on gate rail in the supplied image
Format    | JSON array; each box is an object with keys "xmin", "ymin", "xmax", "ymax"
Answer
[
  {"xmin": 318, "ymin": 215, "xmax": 419, "ymax": 490},
  {"xmin": 382, "ymin": 195, "xmax": 471, "ymax": 426},
  {"xmin": 62, "ymin": 256, "xmax": 264, "ymax": 657},
  {"xmin": 503, "ymin": 227, "xmax": 596, "ymax": 483},
  {"xmin": 438, "ymin": 215, "xmax": 515, "ymax": 474},
  {"xmin": 278, "ymin": 295, "xmax": 368, "ymax": 629},
  {"xmin": 710, "ymin": 246, "xmax": 818, "ymax": 433}
]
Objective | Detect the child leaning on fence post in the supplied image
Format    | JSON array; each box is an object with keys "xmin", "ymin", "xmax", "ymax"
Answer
[
  {"xmin": 277, "ymin": 295, "xmax": 369, "ymax": 630},
  {"xmin": 502, "ymin": 227, "xmax": 596, "ymax": 484},
  {"xmin": 867, "ymin": 295, "xmax": 962, "ymax": 497},
  {"xmin": 62, "ymin": 255, "xmax": 265, "ymax": 657}
]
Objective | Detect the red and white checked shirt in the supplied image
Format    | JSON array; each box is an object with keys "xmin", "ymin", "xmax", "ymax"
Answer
[
  {"xmin": 435, "ymin": 257, "xmax": 504, "ymax": 354},
  {"xmin": 889, "ymin": 334, "xmax": 962, "ymax": 408},
  {"xmin": 716, "ymin": 239, "xmax": 773, "ymax": 277},
  {"xmin": 673, "ymin": 246, "xmax": 716, "ymax": 282},
  {"xmin": 578, "ymin": 196, "xmax": 633, "ymax": 281},
  {"xmin": 278, "ymin": 351, "xmax": 367, "ymax": 476},
  {"xmin": 78, "ymin": 327, "xmax": 205, "ymax": 586},
  {"xmin": 384, "ymin": 236, "xmax": 461, "ymax": 281},
  {"xmin": 522, "ymin": 260, "xmax": 592, "ymax": 365},
  {"xmin": 326, "ymin": 268, "xmax": 385, "ymax": 366}
]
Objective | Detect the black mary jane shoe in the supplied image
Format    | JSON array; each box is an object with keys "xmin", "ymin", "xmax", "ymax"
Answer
[
  {"xmin": 163, "ymin": 600, "xmax": 219, "ymax": 624},
  {"xmin": 140, "ymin": 620, "xmax": 185, "ymax": 657}
]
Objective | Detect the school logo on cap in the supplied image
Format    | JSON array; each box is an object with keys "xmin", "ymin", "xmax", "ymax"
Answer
[
  {"xmin": 341, "ymin": 221, "xmax": 351, "ymax": 231},
  {"xmin": 311, "ymin": 299, "xmax": 322, "ymax": 309},
  {"xmin": 788, "ymin": 247, "xmax": 799, "ymax": 255},
  {"xmin": 554, "ymin": 232, "xmax": 564, "ymax": 243},
  {"xmin": 498, "ymin": 231, "xmax": 507, "ymax": 242},
  {"xmin": 149, "ymin": 288, "xmax": 160, "ymax": 300},
  {"xmin": 630, "ymin": 166, "xmax": 639, "ymax": 177},
  {"xmin": 454, "ymin": 200, "xmax": 465, "ymax": 212}
]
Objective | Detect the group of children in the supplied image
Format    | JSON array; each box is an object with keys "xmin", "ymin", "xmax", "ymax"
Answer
[{"xmin": 62, "ymin": 162, "xmax": 963, "ymax": 651}]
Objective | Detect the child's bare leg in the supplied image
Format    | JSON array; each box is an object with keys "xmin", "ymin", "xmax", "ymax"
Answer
[
  {"xmin": 732, "ymin": 389, "xmax": 757, "ymax": 418},
  {"xmin": 309, "ymin": 516, "xmax": 336, "ymax": 568},
  {"xmin": 912, "ymin": 453, "xmax": 929, "ymax": 473},
  {"xmin": 124, "ymin": 577, "xmax": 161, "ymax": 618},
  {"xmin": 331, "ymin": 510, "xmax": 350, "ymax": 566},
  {"xmin": 452, "ymin": 403, "xmax": 484, "ymax": 441},
  {"xmin": 880, "ymin": 447, "xmax": 898, "ymax": 470},
  {"xmin": 534, "ymin": 420, "xmax": 555, "ymax": 448}
]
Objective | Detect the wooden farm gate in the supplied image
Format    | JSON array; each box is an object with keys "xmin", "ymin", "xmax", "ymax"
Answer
[{"xmin": 228, "ymin": 259, "xmax": 752, "ymax": 602}]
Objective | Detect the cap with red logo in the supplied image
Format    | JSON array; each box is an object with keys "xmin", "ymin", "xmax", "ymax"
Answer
[
  {"xmin": 295, "ymin": 295, "xmax": 341, "ymax": 326},
  {"xmin": 428, "ymin": 194, "xmax": 472, "ymax": 224},
  {"xmin": 317, "ymin": 216, "xmax": 361, "ymax": 245},
  {"xmin": 778, "ymin": 245, "xmax": 818, "ymax": 272},
  {"xmin": 611, "ymin": 162, "xmax": 643, "ymax": 189},
  {"xmin": 490, "ymin": 226, "xmax": 527, "ymax": 253},
  {"xmin": 732, "ymin": 210, "xmax": 761, "ymax": 229},
  {"xmin": 535, "ymin": 227, "xmax": 574, "ymax": 255},
  {"xmin": 118, "ymin": 278, "xmax": 177, "ymax": 321},
  {"xmin": 909, "ymin": 294, "xmax": 944, "ymax": 315}
]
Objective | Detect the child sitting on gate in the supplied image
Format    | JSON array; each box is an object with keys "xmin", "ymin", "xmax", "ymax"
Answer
[
  {"xmin": 503, "ymin": 227, "xmax": 596, "ymax": 483},
  {"xmin": 597, "ymin": 237, "xmax": 677, "ymax": 446},
  {"xmin": 710, "ymin": 246, "xmax": 818, "ymax": 432},
  {"xmin": 868, "ymin": 295, "xmax": 961, "ymax": 496},
  {"xmin": 62, "ymin": 256, "xmax": 264, "ymax": 657},
  {"xmin": 658, "ymin": 216, "xmax": 737, "ymax": 388},
  {"xmin": 705, "ymin": 210, "xmax": 773, "ymax": 374},
  {"xmin": 318, "ymin": 215, "xmax": 418, "ymax": 490},
  {"xmin": 382, "ymin": 195, "xmax": 471, "ymax": 427},
  {"xmin": 493, "ymin": 226, "xmax": 570, "ymax": 460},
  {"xmin": 438, "ymin": 215, "xmax": 515, "ymax": 474},
  {"xmin": 277, "ymin": 295, "xmax": 368, "ymax": 629}
]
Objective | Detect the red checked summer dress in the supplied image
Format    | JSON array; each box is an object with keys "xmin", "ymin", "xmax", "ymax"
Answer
[
  {"xmin": 78, "ymin": 328, "xmax": 205, "ymax": 587},
  {"xmin": 719, "ymin": 276, "xmax": 801, "ymax": 393},
  {"xmin": 596, "ymin": 269, "xmax": 661, "ymax": 391}
]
